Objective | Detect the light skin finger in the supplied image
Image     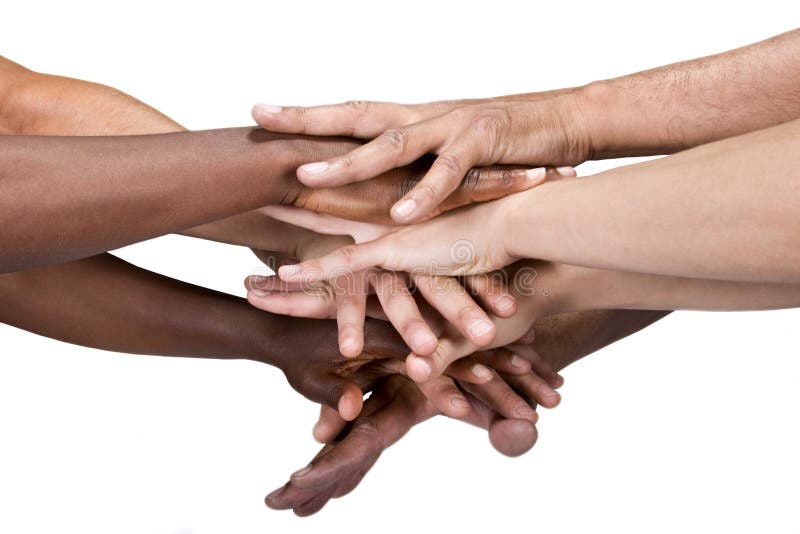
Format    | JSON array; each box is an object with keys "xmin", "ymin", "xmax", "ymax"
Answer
[
  {"xmin": 405, "ymin": 334, "xmax": 474, "ymax": 383},
  {"xmin": 296, "ymin": 120, "xmax": 440, "ymax": 187},
  {"xmin": 445, "ymin": 358, "xmax": 494, "ymax": 384},
  {"xmin": 391, "ymin": 138, "xmax": 483, "ymax": 223},
  {"xmin": 414, "ymin": 274, "xmax": 496, "ymax": 347},
  {"xmin": 464, "ymin": 273, "xmax": 517, "ymax": 318},
  {"xmin": 253, "ymin": 101, "xmax": 418, "ymax": 138},
  {"xmin": 372, "ymin": 271, "xmax": 438, "ymax": 356},
  {"xmin": 334, "ymin": 273, "xmax": 369, "ymax": 357},
  {"xmin": 415, "ymin": 375, "xmax": 472, "ymax": 420},
  {"xmin": 277, "ymin": 239, "xmax": 388, "ymax": 284},
  {"xmin": 246, "ymin": 290, "xmax": 335, "ymax": 319}
]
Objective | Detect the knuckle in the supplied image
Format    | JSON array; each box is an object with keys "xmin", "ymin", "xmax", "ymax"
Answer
[
  {"xmin": 352, "ymin": 415, "xmax": 381, "ymax": 438},
  {"xmin": 435, "ymin": 152, "xmax": 466, "ymax": 176},
  {"xmin": 412, "ymin": 182, "xmax": 441, "ymax": 204},
  {"xmin": 377, "ymin": 128, "xmax": 409, "ymax": 153},
  {"xmin": 344, "ymin": 100, "xmax": 374, "ymax": 113},
  {"xmin": 462, "ymin": 167, "xmax": 480, "ymax": 190}
]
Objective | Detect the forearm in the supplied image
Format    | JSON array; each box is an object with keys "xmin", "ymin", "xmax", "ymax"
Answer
[
  {"xmin": 0, "ymin": 253, "xmax": 288, "ymax": 365},
  {"xmin": 0, "ymin": 128, "xmax": 364, "ymax": 273},
  {"xmin": 532, "ymin": 310, "xmax": 670, "ymax": 372},
  {"xmin": 508, "ymin": 118, "xmax": 800, "ymax": 282},
  {"xmin": 578, "ymin": 28, "xmax": 800, "ymax": 158},
  {"xmin": 553, "ymin": 264, "xmax": 800, "ymax": 313}
]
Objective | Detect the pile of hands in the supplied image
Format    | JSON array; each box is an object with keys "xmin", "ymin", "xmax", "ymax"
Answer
[{"xmin": 243, "ymin": 93, "xmax": 592, "ymax": 516}]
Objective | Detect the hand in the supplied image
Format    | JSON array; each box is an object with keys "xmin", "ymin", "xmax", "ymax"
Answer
[
  {"xmin": 267, "ymin": 346, "xmax": 564, "ymax": 516},
  {"xmin": 253, "ymin": 91, "xmax": 585, "ymax": 223},
  {"xmin": 275, "ymin": 193, "xmax": 520, "ymax": 285},
  {"xmin": 289, "ymin": 156, "xmax": 551, "ymax": 224},
  {"xmin": 259, "ymin": 314, "xmax": 412, "ymax": 421}
]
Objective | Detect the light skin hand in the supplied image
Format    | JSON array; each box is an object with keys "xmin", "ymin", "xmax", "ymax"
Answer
[
  {"xmin": 253, "ymin": 96, "xmax": 581, "ymax": 223},
  {"xmin": 253, "ymin": 29, "xmax": 800, "ymax": 223}
]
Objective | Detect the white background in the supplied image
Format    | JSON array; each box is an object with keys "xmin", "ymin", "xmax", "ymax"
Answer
[{"xmin": 2, "ymin": 1, "xmax": 799, "ymax": 533}]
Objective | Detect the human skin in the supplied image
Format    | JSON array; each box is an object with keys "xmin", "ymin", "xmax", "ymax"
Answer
[
  {"xmin": 277, "ymin": 117, "xmax": 800, "ymax": 286},
  {"xmin": 266, "ymin": 309, "xmax": 669, "ymax": 516},
  {"xmin": 0, "ymin": 57, "xmax": 542, "ymax": 274},
  {"xmin": 0, "ymin": 59, "xmax": 550, "ymax": 426},
  {"xmin": 253, "ymin": 29, "xmax": 800, "ymax": 222}
]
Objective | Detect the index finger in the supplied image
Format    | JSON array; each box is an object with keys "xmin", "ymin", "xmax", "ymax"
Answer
[{"xmin": 252, "ymin": 100, "xmax": 419, "ymax": 138}]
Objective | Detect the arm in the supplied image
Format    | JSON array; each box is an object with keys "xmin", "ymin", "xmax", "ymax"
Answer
[
  {"xmin": 253, "ymin": 29, "xmax": 800, "ymax": 222},
  {"xmin": 266, "ymin": 308, "xmax": 667, "ymax": 516},
  {"xmin": 507, "ymin": 118, "xmax": 800, "ymax": 283},
  {"xmin": 282, "ymin": 118, "xmax": 800, "ymax": 285}
]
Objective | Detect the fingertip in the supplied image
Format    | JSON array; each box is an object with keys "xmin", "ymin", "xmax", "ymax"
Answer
[
  {"xmin": 338, "ymin": 391, "xmax": 363, "ymax": 422},
  {"xmin": 555, "ymin": 166, "xmax": 577, "ymax": 177},
  {"xmin": 409, "ymin": 326, "xmax": 438, "ymax": 356},
  {"xmin": 491, "ymin": 294, "xmax": 517, "ymax": 318},
  {"xmin": 339, "ymin": 333, "xmax": 363, "ymax": 358},
  {"xmin": 467, "ymin": 318, "xmax": 496, "ymax": 346},
  {"xmin": 406, "ymin": 355, "xmax": 433, "ymax": 382},
  {"xmin": 489, "ymin": 419, "xmax": 538, "ymax": 457},
  {"xmin": 539, "ymin": 389, "xmax": 561, "ymax": 409},
  {"xmin": 390, "ymin": 197, "xmax": 418, "ymax": 223}
]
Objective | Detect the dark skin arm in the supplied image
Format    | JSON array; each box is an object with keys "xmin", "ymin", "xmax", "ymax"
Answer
[
  {"xmin": 266, "ymin": 309, "xmax": 670, "ymax": 516},
  {"xmin": 0, "ymin": 57, "xmax": 538, "ymax": 274}
]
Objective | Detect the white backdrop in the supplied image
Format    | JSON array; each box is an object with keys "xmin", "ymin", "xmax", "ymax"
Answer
[{"xmin": 2, "ymin": 1, "xmax": 799, "ymax": 533}]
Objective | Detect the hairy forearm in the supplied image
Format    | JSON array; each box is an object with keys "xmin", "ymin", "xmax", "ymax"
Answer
[
  {"xmin": 579, "ymin": 28, "xmax": 800, "ymax": 158},
  {"xmin": 0, "ymin": 253, "xmax": 286, "ymax": 364},
  {"xmin": 509, "ymin": 118, "xmax": 800, "ymax": 282}
]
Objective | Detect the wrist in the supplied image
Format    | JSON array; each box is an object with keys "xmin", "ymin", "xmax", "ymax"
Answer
[{"xmin": 574, "ymin": 79, "xmax": 621, "ymax": 160}]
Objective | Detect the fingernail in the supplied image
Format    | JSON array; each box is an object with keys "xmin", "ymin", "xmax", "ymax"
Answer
[
  {"xmin": 410, "ymin": 357, "xmax": 432, "ymax": 380},
  {"xmin": 412, "ymin": 330, "xmax": 437, "ymax": 351},
  {"xmin": 524, "ymin": 167, "xmax": 547, "ymax": 181},
  {"xmin": 255, "ymin": 103, "xmax": 283, "ymax": 114},
  {"xmin": 278, "ymin": 265, "xmax": 302, "ymax": 279},
  {"xmin": 392, "ymin": 198, "xmax": 416, "ymax": 219},
  {"xmin": 450, "ymin": 396, "xmax": 470, "ymax": 409},
  {"xmin": 556, "ymin": 166, "xmax": 576, "ymax": 177},
  {"xmin": 471, "ymin": 363, "xmax": 493, "ymax": 381},
  {"xmin": 291, "ymin": 465, "xmax": 312, "ymax": 479},
  {"xmin": 468, "ymin": 319, "xmax": 494, "ymax": 340},
  {"xmin": 516, "ymin": 405, "xmax": 538, "ymax": 418},
  {"xmin": 510, "ymin": 354, "xmax": 528, "ymax": 369},
  {"xmin": 266, "ymin": 487, "xmax": 284, "ymax": 501},
  {"xmin": 495, "ymin": 295, "xmax": 514, "ymax": 312},
  {"xmin": 299, "ymin": 161, "xmax": 330, "ymax": 176},
  {"xmin": 340, "ymin": 336, "xmax": 357, "ymax": 354}
]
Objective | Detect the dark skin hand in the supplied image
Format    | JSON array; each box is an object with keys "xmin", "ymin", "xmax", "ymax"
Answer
[
  {"xmin": 0, "ymin": 253, "xmax": 410, "ymax": 420},
  {"xmin": 267, "ymin": 309, "xmax": 670, "ymax": 516},
  {"xmin": 0, "ymin": 58, "xmax": 540, "ymax": 274},
  {"xmin": 0, "ymin": 60, "xmax": 552, "ymax": 424}
]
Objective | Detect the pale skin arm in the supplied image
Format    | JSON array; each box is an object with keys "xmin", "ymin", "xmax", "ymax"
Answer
[
  {"xmin": 279, "ymin": 118, "xmax": 800, "ymax": 286},
  {"xmin": 254, "ymin": 29, "xmax": 800, "ymax": 222}
]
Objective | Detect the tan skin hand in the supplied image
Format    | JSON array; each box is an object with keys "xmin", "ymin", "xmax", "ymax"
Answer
[{"xmin": 253, "ymin": 92, "xmax": 585, "ymax": 223}]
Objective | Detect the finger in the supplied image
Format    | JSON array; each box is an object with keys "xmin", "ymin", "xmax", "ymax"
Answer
[
  {"xmin": 390, "ymin": 137, "xmax": 483, "ymax": 223},
  {"xmin": 506, "ymin": 372, "xmax": 561, "ymax": 409},
  {"xmin": 277, "ymin": 239, "xmax": 388, "ymax": 284},
  {"xmin": 432, "ymin": 166, "xmax": 546, "ymax": 221},
  {"xmin": 507, "ymin": 343, "xmax": 564, "ymax": 388},
  {"xmin": 245, "ymin": 274, "xmax": 307, "ymax": 295},
  {"xmin": 463, "ymin": 273, "xmax": 517, "ymax": 318},
  {"xmin": 412, "ymin": 374, "xmax": 472, "ymax": 421},
  {"xmin": 253, "ymin": 100, "xmax": 418, "ymax": 138},
  {"xmin": 445, "ymin": 358, "xmax": 494, "ymax": 384},
  {"xmin": 246, "ymin": 289, "xmax": 335, "ymax": 319},
  {"xmin": 260, "ymin": 205, "xmax": 392, "ymax": 242},
  {"xmin": 488, "ymin": 418, "xmax": 538, "ymax": 457},
  {"xmin": 293, "ymin": 487, "xmax": 338, "ymax": 517},
  {"xmin": 460, "ymin": 375, "xmax": 539, "ymax": 423},
  {"xmin": 486, "ymin": 347, "xmax": 532, "ymax": 376},
  {"xmin": 334, "ymin": 272, "xmax": 369, "ymax": 357},
  {"xmin": 296, "ymin": 120, "xmax": 439, "ymax": 187},
  {"xmin": 414, "ymin": 274, "xmax": 496, "ymax": 347},
  {"xmin": 336, "ymin": 382, "xmax": 365, "ymax": 421},
  {"xmin": 313, "ymin": 405, "xmax": 348, "ymax": 443},
  {"xmin": 372, "ymin": 271, "xmax": 438, "ymax": 356},
  {"xmin": 405, "ymin": 333, "xmax": 475, "ymax": 383}
]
